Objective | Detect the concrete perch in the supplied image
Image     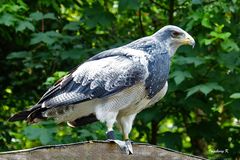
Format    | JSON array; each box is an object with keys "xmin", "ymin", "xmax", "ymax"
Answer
[{"xmin": 0, "ymin": 141, "xmax": 206, "ymax": 160}]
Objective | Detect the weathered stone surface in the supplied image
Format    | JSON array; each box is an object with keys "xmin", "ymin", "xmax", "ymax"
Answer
[{"xmin": 0, "ymin": 141, "xmax": 206, "ymax": 160}]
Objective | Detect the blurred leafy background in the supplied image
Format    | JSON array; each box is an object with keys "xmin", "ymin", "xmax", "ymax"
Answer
[{"xmin": 0, "ymin": 0, "xmax": 239, "ymax": 159}]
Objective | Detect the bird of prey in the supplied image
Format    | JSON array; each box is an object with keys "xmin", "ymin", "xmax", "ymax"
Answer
[{"xmin": 9, "ymin": 25, "xmax": 195, "ymax": 154}]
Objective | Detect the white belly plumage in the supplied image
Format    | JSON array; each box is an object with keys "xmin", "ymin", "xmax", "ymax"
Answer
[
  {"xmin": 50, "ymin": 82, "xmax": 168, "ymax": 124},
  {"xmin": 118, "ymin": 81, "xmax": 168, "ymax": 117}
]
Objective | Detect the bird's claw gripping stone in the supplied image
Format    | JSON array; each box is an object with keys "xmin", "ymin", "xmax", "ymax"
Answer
[
  {"xmin": 125, "ymin": 140, "xmax": 133, "ymax": 155},
  {"xmin": 113, "ymin": 140, "xmax": 133, "ymax": 155}
]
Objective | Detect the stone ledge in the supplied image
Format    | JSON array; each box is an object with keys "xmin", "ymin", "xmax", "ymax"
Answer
[{"xmin": 0, "ymin": 141, "xmax": 206, "ymax": 160}]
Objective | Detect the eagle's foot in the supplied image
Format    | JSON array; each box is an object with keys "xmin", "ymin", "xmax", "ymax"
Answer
[
  {"xmin": 106, "ymin": 131, "xmax": 133, "ymax": 154},
  {"xmin": 107, "ymin": 131, "xmax": 133, "ymax": 155},
  {"xmin": 111, "ymin": 139, "xmax": 133, "ymax": 155},
  {"xmin": 122, "ymin": 140, "xmax": 133, "ymax": 155}
]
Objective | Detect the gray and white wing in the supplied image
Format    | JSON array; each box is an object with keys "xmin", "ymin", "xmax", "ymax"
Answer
[{"xmin": 38, "ymin": 53, "xmax": 147, "ymax": 109}]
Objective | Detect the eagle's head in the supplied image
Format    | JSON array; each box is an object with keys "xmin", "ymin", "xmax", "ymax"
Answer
[{"xmin": 154, "ymin": 25, "xmax": 195, "ymax": 57}]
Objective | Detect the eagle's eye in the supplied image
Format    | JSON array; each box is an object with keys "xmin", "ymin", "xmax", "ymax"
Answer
[{"xmin": 171, "ymin": 31, "xmax": 182, "ymax": 38}]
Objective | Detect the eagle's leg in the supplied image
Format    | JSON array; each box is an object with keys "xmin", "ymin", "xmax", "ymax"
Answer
[
  {"xmin": 104, "ymin": 115, "xmax": 133, "ymax": 154},
  {"xmin": 112, "ymin": 113, "xmax": 137, "ymax": 154},
  {"xmin": 106, "ymin": 130, "xmax": 115, "ymax": 139},
  {"xmin": 105, "ymin": 117, "xmax": 116, "ymax": 140}
]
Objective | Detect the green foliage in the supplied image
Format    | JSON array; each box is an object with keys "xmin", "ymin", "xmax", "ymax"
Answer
[
  {"xmin": 43, "ymin": 71, "xmax": 68, "ymax": 87},
  {"xmin": 22, "ymin": 121, "xmax": 108, "ymax": 146},
  {"xmin": 186, "ymin": 82, "xmax": 224, "ymax": 98},
  {"xmin": 230, "ymin": 93, "xmax": 240, "ymax": 99},
  {"xmin": 170, "ymin": 70, "xmax": 192, "ymax": 85},
  {"xmin": 119, "ymin": 0, "xmax": 139, "ymax": 11},
  {"xmin": 83, "ymin": 2, "xmax": 115, "ymax": 28},
  {"xmin": 24, "ymin": 121, "xmax": 57, "ymax": 145},
  {"xmin": 0, "ymin": 0, "xmax": 240, "ymax": 159}
]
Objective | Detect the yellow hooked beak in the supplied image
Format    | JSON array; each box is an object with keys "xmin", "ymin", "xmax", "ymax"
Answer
[{"xmin": 181, "ymin": 33, "xmax": 195, "ymax": 48}]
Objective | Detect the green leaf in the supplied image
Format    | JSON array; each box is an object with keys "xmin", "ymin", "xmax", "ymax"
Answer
[
  {"xmin": 175, "ymin": 56, "xmax": 205, "ymax": 67},
  {"xmin": 39, "ymin": 128, "xmax": 56, "ymax": 144},
  {"xmin": 7, "ymin": 51, "xmax": 31, "ymax": 59},
  {"xmin": 228, "ymin": 101, "xmax": 240, "ymax": 118},
  {"xmin": 83, "ymin": 3, "xmax": 114, "ymax": 28},
  {"xmin": 24, "ymin": 125, "xmax": 56, "ymax": 145},
  {"xmin": 16, "ymin": 21, "xmax": 35, "ymax": 32},
  {"xmin": 63, "ymin": 22, "xmax": 80, "ymax": 31},
  {"xmin": 53, "ymin": 71, "xmax": 68, "ymax": 78},
  {"xmin": 186, "ymin": 86, "xmax": 199, "ymax": 98},
  {"xmin": 43, "ymin": 71, "xmax": 68, "ymax": 86},
  {"xmin": 0, "ymin": 13, "xmax": 17, "ymax": 26},
  {"xmin": 44, "ymin": 31, "xmax": 62, "ymax": 37},
  {"xmin": 30, "ymin": 12, "xmax": 56, "ymax": 21},
  {"xmin": 60, "ymin": 49, "xmax": 84, "ymax": 60},
  {"xmin": 203, "ymin": 38, "xmax": 216, "ymax": 45},
  {"xmin": 30, "ymin": 11, "xmax": 44, "ymax": 21},
  {"xmin": 220, "ymin": 39, "xmax": 239, "ymax": 52},
  {"xmin": 186, "ymin": 82, "xmax": 224, "ymax": 98},
  {"xmin": 78, "ymin": 129, "xmax": 92, "ymax": 137},
  {"xmin": 201, "ymin": 15, "xmax": 212, "ymax": 29},
  {"xmin": 0, "ymin": 3, "xmax": 28, "ymax": 13},
  {"xmin": 99, "ymin": 12, "xmax": 114, "ymax": 26},
  {"xmin": 230, "ymin": 93, "xmax": 240, "ymax": 99},
  {"xmin": 218, "ymin": 52, "xmax": 240, "ymax": 70},
  {"xmin": 214, "ymin": 24, "xmax": 224, "ymax": 33},
  {"xmin": 170, "ymin": 71, "xmax": 192, "ymax": 85},
  {"xmin": 178, "ymin": 0, "xmax": 187, "ymax": 5},
  {"xmin": 199, "ymin": 85, "xmax": 212, "ymax": 95},
  {"xmin": 185, "ymin": 11, "xmax": 202, "ymax": 31},
  {"xmin": 5, "ymin": 88, "xmax": 12, "ymax": 94},
  {"xmin": 39, "ymin": 130, "xmax": 52, "ymax": 145},
  {"xmin": 43, "ymin": 13, "xmax": 56, "ymax": 20},
  {"xmin": 192, "ymin": 0, "xmax": 202, "ymax": 4},
  {"xmin": 119, "ymin": 0, "xmax": 140, "ymax": 11},
  {"xmin": 44, "ymin": 77, "xmax": 56, "ymax": 86},
  {"xmin": 204, "ymin": 82, "xmax": 225, "ymax": 92},
  {"xmin": 24, "ymin": 126, "xmax": 40, "ymax": 140},
  {"xmin": 210, "ymin": 31, "xmax": 231, "ymax": 40},
  {"xmin": 30, "ymin": 31, "xmax": 62, "ymax": 45},
  {"xmin": 31, "ymin": 32, "xmax": 55, "ymax": 45}
]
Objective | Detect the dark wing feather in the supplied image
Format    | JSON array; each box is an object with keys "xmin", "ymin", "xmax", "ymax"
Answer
[
  {"xmin": 36, "ymin": 65, "xmax": 80, "ymax": 105},
  {"xmin": 67, "ymin": 114, "xmax": 98, "ymax": 127},
  {"xmin": 8, "ymin": 110, "xmax": 31, "ymax": 121},
  {"xmin": 9, "ymin": 49, "xmax": 147, "ymax": 122},
  {"xmin": 43, "ymin": 55, "xmax": 146, "ymax": 108}
]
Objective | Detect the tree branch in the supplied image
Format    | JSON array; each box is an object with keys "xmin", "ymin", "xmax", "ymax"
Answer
[
  {"xmin": 168, "ymin": 0, "xmax": 174, "ymax": 24},
  {"xmin": 41, "ymin": 19, "xmax": 44, "ymax": 32},
  {"xmin": 138, "ymin": 8, "xmax": 145, "ymax": 37},
  {"xmin": 150, "ymin": 120, "xmax": 158, "ymax": 145}
]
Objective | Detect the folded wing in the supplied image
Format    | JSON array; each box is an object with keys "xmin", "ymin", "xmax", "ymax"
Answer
[{"xmin": 9, "ymin": 50, "xmax": 148, "ymax": 122}]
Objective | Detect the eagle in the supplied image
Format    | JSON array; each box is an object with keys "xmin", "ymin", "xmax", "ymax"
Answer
[{"xmin": 9, "ymin": 25, "xmax": 195, "ymax": 154}]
